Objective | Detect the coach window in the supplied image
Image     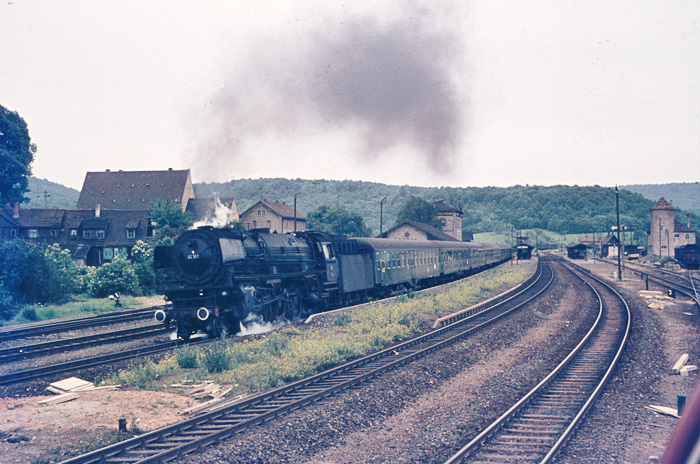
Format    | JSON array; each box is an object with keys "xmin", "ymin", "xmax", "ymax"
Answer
[{"xmin": 323, "ymin": 244, "xmax": 335, "ymax": 259}]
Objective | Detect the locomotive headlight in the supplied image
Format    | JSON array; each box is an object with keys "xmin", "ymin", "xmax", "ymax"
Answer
[
  {"xmin": 197, "ymin": 307, "xmax": 210, "ymax": 321},
  {"xmin": 154, "ymin": 310, "xmax": 167, "ymax": 323},
  {"xmin": 221, "ymin": 291, "xmax": 228, "ymax": 297}
]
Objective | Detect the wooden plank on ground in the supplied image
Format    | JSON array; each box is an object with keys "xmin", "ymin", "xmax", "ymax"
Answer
[
  {"xmin": 672, "ymin": 354, "xmax": 690, "ymax": 374},
  {"xmin": 39, "ymin": 393, "xmax": 79, "ymax": 406}
]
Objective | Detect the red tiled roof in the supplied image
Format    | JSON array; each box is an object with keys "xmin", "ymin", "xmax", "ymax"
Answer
[
  {"xmin": 76, "ymin": 169, "xmax": 192, "ymax": 210},
  {"xmin": 651, "ymin": 197, "xmax": 674, "ymax": 210}
]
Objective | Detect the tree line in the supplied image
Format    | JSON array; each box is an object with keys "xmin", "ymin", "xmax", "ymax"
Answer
[{"xmin": 195, "ymin": 179, "xmax": 700, "ymax": 236}]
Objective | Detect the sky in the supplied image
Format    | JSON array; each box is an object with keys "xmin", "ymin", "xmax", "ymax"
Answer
[{"xmin": 1, "ymin": 1, "xmax": 699, "ymax": 191}]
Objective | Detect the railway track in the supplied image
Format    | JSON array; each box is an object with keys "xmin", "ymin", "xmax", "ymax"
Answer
[
  {"xmin": 0, "ymin": 338, "xmax": 206, "ymax": 386},
  {"xmin": 599, "ymin": 258, "xmax": 700, "ymax": 306},
  {"xmin": 0, "ymin": 323, "xmax": 170, "ymax": 364},
  {"xmin": 0, "ymin": 306, "xmax": 158, "ymax": 343},
  {"xmin": 59, "ymin": 259, "xmax": 554, "ymax": 464},
  {"xmin": 444, "ymin": 255, "xmax": 630, "ymax": 464}
]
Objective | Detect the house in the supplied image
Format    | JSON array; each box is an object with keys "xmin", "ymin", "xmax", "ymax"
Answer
[
  {"xmin": 0, "ymin": 204, "xmax": 151, "ymax": 266},
  {"xmin": 0, "ymin": 203, "xmax": 20, "ymax": 239},
  {"xmin": 601, "ymin": 234, "xmax": 620, "ymax": 258},
  {"xmin": 379, "ymin": 219, "xmax": 459, "ymax": 241},
  {"xmin": 76, "ymin": 168, "xmax": 195, "ymax": 211},
  {"xmin": 240, "ymin": 200, "xmax": 306, "ymax": 234},
  {"xmin": 434, "ymin": 199, "xmax": 463, "ymax": 241},
  {"xmin": 648, "ymin": 197, "xmax": 696, "ymax": 257},
  {"xmin": 62, "ymin": 208, "xmax": 151, "ymax": 266}
]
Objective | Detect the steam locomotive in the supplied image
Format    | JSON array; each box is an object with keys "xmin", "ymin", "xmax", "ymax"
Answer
[{"xmin": 153, "ymin": 226, "xmax": 511, "ymax": 339}]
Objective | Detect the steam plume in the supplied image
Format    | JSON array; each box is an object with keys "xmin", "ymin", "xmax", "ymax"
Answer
[{"xmin": 197, "ymin": 5, "xmax": 467, "ymax": 177}]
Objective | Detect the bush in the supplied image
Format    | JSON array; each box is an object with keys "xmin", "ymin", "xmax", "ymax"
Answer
[
  {"xmin": 20, "ymin": 306, "xmax": 38, "ymax": 322},
  {"xmin": 88, "ymin": 255, "xmax": 140, "ymax": 298}
]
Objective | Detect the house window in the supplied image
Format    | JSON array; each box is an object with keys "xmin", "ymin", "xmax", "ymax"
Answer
[
  {"xmin": 103, "ymin": 247, "xmax": 114, "ymax": 260},
  {"xmin": 28, "ymin": 229, "xmax": 38, "ymax": 238},
  {"xmin": 70, "ymin": 229, "xmax": 77, "ymax": 237},
  {"xmin": 674, "ymin": 233, "xmax": 679, "ymax": 238},
  {"xmin": 83, "ymin": 230, "xmax": 91, "ymax": 239},
  {"xmin": 127, "ymin": 229, "xmax": 136, "ymax": 239},
  {"xmin": 10, "ymin": 230, "xmax": 17, "ymax": 237},
  {"xmin": 50, "ymin": 229, "xmax": 57, "ymax": 237},
  {"xmin": 687, "ymin": 234, "xmax": 690, "ymax": 240},
  {"xmin": 97, "ymin": 230, "xmax": 105, "ymax": 239}
]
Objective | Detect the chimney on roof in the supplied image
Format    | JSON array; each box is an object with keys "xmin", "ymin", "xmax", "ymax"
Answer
[
  {"xmin": 95, "ymin": 204, "xmax": 101, "ymax": 218},
  {"xmin": 689, "ymin": 214, "xmax": 691, "ymax": 228},
  {"xmin": 13, "ymin": 202, "xmax": 19, "ymax": 219}
]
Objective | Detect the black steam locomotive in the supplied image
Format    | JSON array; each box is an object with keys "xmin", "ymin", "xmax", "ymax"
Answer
[{"xmin": 154, "ymin": 226, "xmax": 511, "ymax": 339}]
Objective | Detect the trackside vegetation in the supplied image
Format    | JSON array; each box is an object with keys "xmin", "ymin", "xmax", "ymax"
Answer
[{"xmin": 104, "ymin": 261, "xmax": 536, "ymax": 396}]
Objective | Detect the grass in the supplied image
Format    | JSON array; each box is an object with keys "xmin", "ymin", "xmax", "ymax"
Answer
[
  {"xmin": 4, "ymin": 295, "xmax": 164, "ymax": 326},
  {"xmin": 104, "ymin": 261, "xmax": 536, "ymax": 397}
]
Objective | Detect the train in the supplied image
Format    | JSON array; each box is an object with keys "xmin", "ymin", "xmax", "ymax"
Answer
[
  {"xmin": 153, "ymin": 226, "xmax": 512, "ymax": 339},
  {"xmin": 675, "ymin": 244, "xmax": 700, "ymax": 269}
]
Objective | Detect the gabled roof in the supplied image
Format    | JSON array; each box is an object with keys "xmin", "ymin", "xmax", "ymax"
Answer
[
  {"xmin": 62, "ymin": 209, "xmax": 150, "ymax": 245},
  {"xmin": 0, "ymin": 208, "xmax": 20, "ymax": 228},
  {"xmin": 242, "ymin": 200, "xmax": 307, "ymax": 220},
  {"xmin": 76, "ymin": 169, "xmax": 192, "ymax": 210},
  {"xmin": 434, "ymin": 199, "xmax": 462, "ymax": 215},
  {"xmin": 651, "ymin": 197, "xmax": 674, "ymax": 210},
  {"xmin": 675, "ymin": 220, "xmax": 695, "ymax": 233},
  {"xmin": 602, "ymin": 234, "xmax": 619, "ymax": 245},
  {"xmin": 13, "ymin": 208, "xmax": 65, "ymax": 228},
  {"xmin": 381, "ymin": 219, "xmax": 459, "ymax": 241}
]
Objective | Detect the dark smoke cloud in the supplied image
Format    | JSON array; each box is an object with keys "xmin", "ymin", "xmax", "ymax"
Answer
[{"xmin": 200, "ymin": 6, "xmax": 467, "ymax": 176}]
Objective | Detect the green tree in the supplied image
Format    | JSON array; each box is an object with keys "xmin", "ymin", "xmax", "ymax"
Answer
[
  {"xmin": 0, "ymin": 241, "xmax": 78, "ymax": 319},
  {"xmin": 149, "ymin": 199, "xmax": 194, "ymax": 245},
  {"xmin": 0, "ymin": 104, "xmax": 36, "ymax": 204},
  {"xmin": 130, "ymin": 240, "xmax": 157, "ymax": 295},
  {"xmin": 394, "ymin": 196, "xmax": 442, "ymax": 229},
  {"xmin": 307, "ymin": 205, "xmax": 372, "ymax": 237}
]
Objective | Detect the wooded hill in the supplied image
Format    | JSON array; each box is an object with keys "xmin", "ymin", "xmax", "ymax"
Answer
[
  {"xmin": 23, "ymin": 176, "xmax": 699, "ymax": 237},
  {"xmin": 195, "ymin": 179, "xmax": 700, "ymax": 236}
]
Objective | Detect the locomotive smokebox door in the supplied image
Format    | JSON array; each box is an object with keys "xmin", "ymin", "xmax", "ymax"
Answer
[{"xmin": 322, "ymin": 243, "xmax": 338, "ymax": 283}]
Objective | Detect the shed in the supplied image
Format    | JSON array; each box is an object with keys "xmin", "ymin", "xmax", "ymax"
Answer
[{"xmin": 566, "ymin": 243, "xmax": 588, "ymax": 260}]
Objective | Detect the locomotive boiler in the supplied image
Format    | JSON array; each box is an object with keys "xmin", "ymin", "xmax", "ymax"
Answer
[{"xmin": 154, "ymin": 226, "xmax": 511, "ymax": 340}]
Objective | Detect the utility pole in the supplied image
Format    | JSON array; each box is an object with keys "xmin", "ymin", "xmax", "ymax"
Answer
[
  {"xmin": 615, "ymin": 186, "xmax": 622, "ymax": 281},
  {"xmin": 379, "ymin": 197, "xmax": 386, "ymax": 236}
]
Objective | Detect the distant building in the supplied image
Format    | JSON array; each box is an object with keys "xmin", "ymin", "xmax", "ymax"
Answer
[
  {"xmin": 566, "ymin": 243, "xmax": 588, "ymax": 260},
  {"xmin": 648, "ymin": 197, "xmax": 696, "ymax": 257},
  {"xmin": 240, "ymin": 200, "xmax": 306, "ymax": 233},
  {"xmin": 434, "ymin": 199, "xmax": 463, "ymax": 241},
  {"xmin": 379, "ymin": 219, "xmax": 459, "ymax": 241},
  {"xmin": 0, "ymin": 204, "xmax": 150, "ymax": 266},
  {"xmin": 76, "ymin": 169, "xmax": 195, "ymax": 211}
]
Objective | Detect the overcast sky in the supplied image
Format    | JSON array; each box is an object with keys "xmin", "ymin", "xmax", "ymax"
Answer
[{"xmin": 1, "ymin": 1, "xmax": 698, "ymax": 191}]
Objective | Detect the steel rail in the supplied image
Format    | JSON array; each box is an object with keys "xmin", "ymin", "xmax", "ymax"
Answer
[
  {"xmin": 0, "ymin": 307, "xmax": 158, "ymax": 342},
  {"xmin": 0, "ymin": 339, "xmax": 204, "ymax": 386},
  {"xmin": 0, "ymin": 324, "xmax": 170, "ymax": 364},
  {"xmin": 58, "ymin": 259, "xmax": 554, "ymax": 464},
  {"xmin": 445, "ymin": 256, "xmax": 630, "ymax": 464}
]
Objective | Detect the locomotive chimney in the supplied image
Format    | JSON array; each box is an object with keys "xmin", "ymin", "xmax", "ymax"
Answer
[
  {"xmin": 95, "ymin": 203, "xmax": 101, "ymax": 218},
  {"xmin": 688, "ymin": 214, "xmax": 691, "ymax": 228}
]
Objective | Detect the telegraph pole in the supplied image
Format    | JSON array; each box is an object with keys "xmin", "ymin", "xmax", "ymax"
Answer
[{"xmin": 615, "ymin": 186, "xmax": 622, "ymax": 281}]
